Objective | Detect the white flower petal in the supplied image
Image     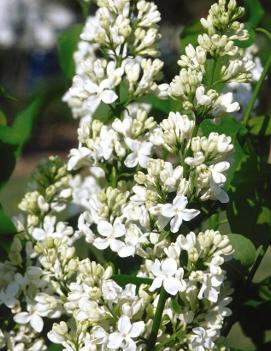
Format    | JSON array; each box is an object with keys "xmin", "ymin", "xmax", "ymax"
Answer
[
  {"xmin": 30, "ymin": 314, "xmax": 44, "ymax": 333},
  {"xmin": 14, "ymin": 312, "xmax": 30, "ymax": 324},
  {"xmin": 161, "ymin": 258, "xmax": 177, "ymax": 276},
  {"xmin": 161, "ymin": 204, "xmax": 175, "ymax": 218},
  {"xmin": 97, "ymin": 221, "xmax": 113, "ymax": 237},
  {"xmin": 118, "ymin": 315, "xmax": 131, "ymax": 334},
  {"xmin": 100, "ymin": 89, "xmax": 118, "ymax": 104},
  {"xmin": 170, "ymin": 215, "xmax": 183, "ymax": 233},
  {"xmin": 110, "ymin": 239, "xmax": 125, "ymax": 252},
  {"xmin": 32, "ymin": 228, "xmax": 46, "ymax": 241},
  {"xmin": 163, "ymin": 277, "xmax": 181, "ymax": 295},
  {"xmin": 181, "ymin": 209, "xmax": 200, "ymax": 222},
  {"xmin": 129, "ymin": 321, "xmax": 145, "ymax": 338},
  {"xmin": 108, "ymin": 332, "xmax": 123, "ymax": 349},
  {"xmin": 93, "ymin": 238, "xmax": 109, "ymax": 250},
  {"xmin": 149, "ymin": 277, "xmax": 163, "ymax": 292},
  {"xmin": 125, "ymin": 153, "xmax": 138, "ymax": 168}
]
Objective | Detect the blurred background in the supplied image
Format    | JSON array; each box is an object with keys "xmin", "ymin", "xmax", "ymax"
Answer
[{"xmin": 0, "ymin": 1, "xmax": 271, "ymax": 349}]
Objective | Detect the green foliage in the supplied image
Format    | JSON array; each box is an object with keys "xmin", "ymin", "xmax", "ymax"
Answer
[
  {"xmin": 0, "ymin": 110, "xmax": 7, "ymax": 125},
  {"xmin": 180, "ymin": 20, "xmax": 203, "ymax": 52},
  {"xmin": 234, "ymin": 0, "xmax": 264, "ymax": 48},
  {"xmin": 245, "ymin": 0, "xmax": 264, "ymax": 28},
  {"xmin": 48, "ymin": 345, "xmax": 62, "ymax": 351},
  {"xmin": 112, "ymin": 274, "xmax": 152, "ymax": 288},
  {"xmin": 228, "ymin": 234, "xmax": 256, "ymax": 268},
  {"xmin": 248, "ymin": 115, "xmax": 271, "ymax": 136},
  {"xmin": 57, "ymin": 24, "xmax": 83, "ymax": 80},
  {"xmin": 141, "ymin": 95, "xmax": 181, "ymax": 115},
  {"xmin": 0, "ymin": 204, "xmax": 16, "ymax": 252},
  {"xmin": 0, "ymin": 98, "xmax": 42, "ymax": 190},
  {"xmin": 227, "ymin": 151, "xmax": 271, "ymax": 249}
]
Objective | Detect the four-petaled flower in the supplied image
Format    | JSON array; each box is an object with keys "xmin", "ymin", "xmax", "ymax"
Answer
[
  {"xmin": 149, "ymin": 258, "xmax": 186, "ymax": 296},
  {"xmin": 124, "ymin": 138, "xmax": 152, "ymax": 168},
  {"xmin": 93, "ymin": 220, "xmax": 126, "ymax": 252},
  {"xmin": 107, "ymin": 315, "xmax": 145, "ymax": 351},
  {"xmin": 14, "ymin": 304, "xmax": 44, "ymax": 333},
  {"xmin": 160, "ymin": 195, "xmax": 200, "ymax": 233}
]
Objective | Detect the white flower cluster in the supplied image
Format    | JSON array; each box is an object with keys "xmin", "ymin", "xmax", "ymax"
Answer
[
  {"xmin": 167, "ymin": 0, "xmax": 255, "ymax": 119},
  {"xmin": 0, "ymin": 1, "xmax": 256, "ymax": 350},
  {"xmin": 63, "ymin": 0, "xmax": 164, "ymax": 121},
  {"xmin": 225, "ymin": 45, "xmax": 264, "ymax": 120}
]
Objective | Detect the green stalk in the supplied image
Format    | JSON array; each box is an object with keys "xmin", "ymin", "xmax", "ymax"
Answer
[
  {"xmin": 256, "ymin": 27, "xmax": 271, "ymax": 41},
  {"xmin": 110, "ymin": 164, "xmax": 117, "ymax": 188},
  {"xmin": 246, "ymin": 243, "xmax": 270, "ymax": 284},
  {"xmin": 147, "ymin": 287, "xmax": 168, "ymax": 350},
  {"xmin": 242, "ymin": 28, "xmax": 271, "ymax": 126}
]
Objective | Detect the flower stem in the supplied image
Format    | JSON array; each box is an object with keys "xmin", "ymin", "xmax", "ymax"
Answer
[
  {"xmin": 243, "ymin": 28, "xmax": 271, "ymax": 126},
  {"xmin": 147, "ymin": 287, "xmax": 168, "ymax": 350},
  {"xmin": 110, "ymin": 164, "xmax": 117, "ymax": 188},
  {"xmin": 256, "ymin": 27, "xmax": 271, "ymax": 41}
]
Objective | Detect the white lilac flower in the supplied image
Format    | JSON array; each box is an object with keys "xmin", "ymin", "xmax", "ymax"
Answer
[
  {"xmin": 149, "ymin": 258, "xmax": 186, "ymax": 296},
  {"xmin": 67, "ymin": 147, "xmax": 91, "ymax": 171},
  {"xmin": 14, "ymin": 305, "xmax": 44, "ymax": 333},
  {"xmin": 93, "ymin": 219, "xmax": 126, "ymax": 252},
  {"xmin": 159, "ymin": 195, "xmax": 200, "ymax": 233},
  {"xmin": 77, "ymin": 211, "xmax": 94, "ymax": 244},
  {"xmin": 107, "ymin": 315, "xmax": 145, "ymax": 351},
  {"xmin": 198, "ymin": 273, "xmax": 224, "ymax": 303},
  {"xmin": 124, "ymin": 138, "xmax": 153, "ymax": 168},
  {"xmin": 212, "ymin": 92, "xmax": 240, "ymax": 115},
  {"xmin": 189, "ymin": 327, "xmax": 215, "ymax": 351},
  {"xmin": 160, "ymin": 164, "xmax": 183, "ymax": 192},
  {"xmin": 31, "ymin": 216, "xmax": 73, "ymax": 242},
  {"xmin": 0, "ymin": 282, "xmax": 20, "ymax": 308},
  {"xmin": 210, "ymin": 161, "xmax": 230, "ymax": 184},
  {"xmin": 195, "ymin": 85, "xmax": 212, "ymax": 106}
]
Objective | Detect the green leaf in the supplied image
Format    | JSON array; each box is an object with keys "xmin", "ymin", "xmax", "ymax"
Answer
[
  {"xmin": 234, "ymin": 0, "xmax": 264, "ymax": 48},
  {"xmin": 180, "ymin": 20, "xmax": 203, "ymax": 51},
  {"xmin": 140, "ymin": 95, "xmax": 181, "ymax": 114},
  {"xmin": 0, "ymin": 98, "xmax": 42, "ymax": 189},
  {"xmin": 245, "ymin": 0, "xmax": 264, "ymax": 27},
  {"xmin": 0, "ymin": 110, "xmax": 7, "ymax": 126},
  {"xmin": 0, "ymin": 142, "xmax": 17, "ymax": 190},
  {"xmin": 0, "ymin": 204, "xmax": 16, "ymax": 254},
  {"xmin": 0, "ymin": 98, "xmax": 42, "ymax": 146},
  {"xmin": 92, "ymin": 101, "xmax": 113, "ymax": 124},
  {"xmin": 227, "ymin": 151, "xmax": 271, "ymax": 250},
  {"xmin": 0, "ymin": 205, "xmax": 16, "ymax": 236},
  {"xmin": 228, "ymin": 234, "xmax": 257, "ymax": 267},
  {"xmin": 258, "ymin": 277, "xmax": 271, "ymax": 302},
  {"xmin": 48, "ymin": 345, "xmax": 62, "ymax": 351},
  {"xmin": 171, "ymin": 296, "xmax": 183, "ymax": 314},
  {"xmin": 57, "ymin": 24, "xmax": 83, "ymax": 80},
  {"xmin": 200, "ymin": 117, "xmax": 247, "ymax": 139},
  {"xmin": 248, "ymin": 115, "xmax": 271, "ymax": 136},
  {"xmin": 112, "ymin": 274, "xmax": 153, "ymax": 288}
]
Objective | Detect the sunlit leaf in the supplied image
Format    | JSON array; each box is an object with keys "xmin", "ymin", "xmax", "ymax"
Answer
[
  {"xmin": 248, "ymin": 115, "xmax": 271, "ymax": 136},
  {"xmin": 57, "ymin": 24, "xmax": 83, "ymax": 80},
  {"xmin": 228, "ymin": 234, "xmax": 257, "ymax": 267}
]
